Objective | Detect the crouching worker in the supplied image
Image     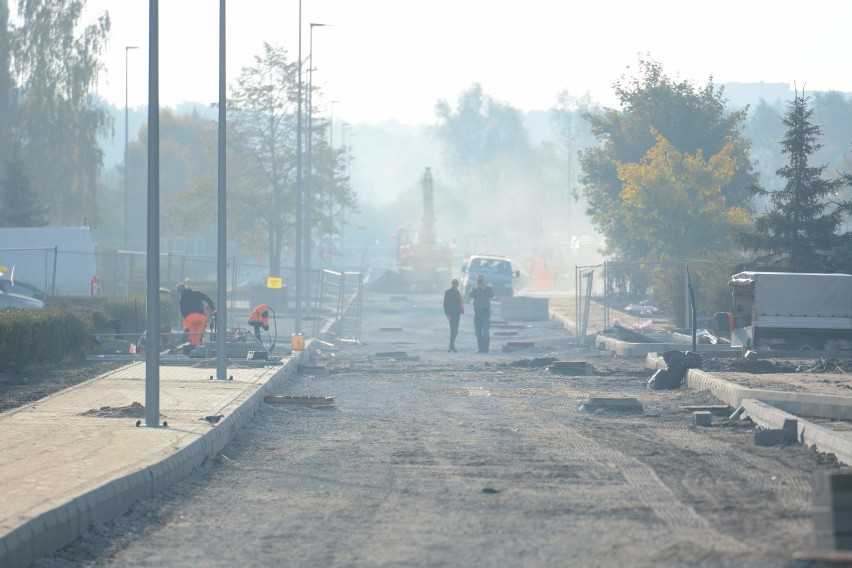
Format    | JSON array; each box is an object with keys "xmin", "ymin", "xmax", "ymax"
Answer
[
  {"xmin": 248, "ymin": 304, "xmax": 270, "ymax": 341},
  {"xmin": 176, "ymin": 282, "xmax": 215, "ymax": 346}
]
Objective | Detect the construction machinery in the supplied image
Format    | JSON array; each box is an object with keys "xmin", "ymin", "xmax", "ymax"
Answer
[{"xmin": 395, "ymin": 168, "xmax": 453, "ymax": 291}]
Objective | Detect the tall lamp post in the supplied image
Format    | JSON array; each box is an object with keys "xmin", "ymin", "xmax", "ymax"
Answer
[
  {"xmin": 124, "ymin": 45, "xmax": 138, "ymax": 250},
  {"xmin": 294, "ymin": 0, "xmax": 303, "ymax": 334},
  {"xmin": 305, "ymin": 22, "xmax": 327, "ymax": 304}
]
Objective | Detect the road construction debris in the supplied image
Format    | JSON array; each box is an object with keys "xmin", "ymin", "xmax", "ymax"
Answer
[
  {"xmin": 375, "ymin": 351, "xmax": 408, "ymax": 358},
  {"xmin": 264, "ymin": 395, "xmax": 335, "ymax": 407},
  {"xmin": 81, "ymin": 401, "xmax": 146, "ymax": 418},
  {"xmin": 754, "ymin": 419, "xmax": 798, "ymax": 446},
  {"xmin": 548, "ymin": 361, "xmax": 594, "ymax": 376},
  {"xmin": 648, "ymin": 350, "xmax": 701, "ymax": 390},
  {"xmin": 502, "ymin": 341, "xmax": 535, "ymax": 353},
  {"xmin": 297, "ymin": 364, "xmax": 329, "ymax": 376},
  {"xmin": 693, "ymin": 411, "xmax": 712, "ymax": 427},
  {"xmin": 507, "ymin": 357, "xmax": 557, "ymax": 368},
  {"xmin": 579, "ymin": 397, "xmax": 643, "ymax": 413}
]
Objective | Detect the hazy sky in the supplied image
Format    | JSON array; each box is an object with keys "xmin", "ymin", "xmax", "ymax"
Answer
[{"xmin": 50, "ymin": 0, "xmax": 852, "ymax": 125}]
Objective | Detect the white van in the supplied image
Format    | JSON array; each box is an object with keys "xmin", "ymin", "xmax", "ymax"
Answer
[{"xmin": 460, "ymin": 254, "xmax": 519, "ymax": 300}]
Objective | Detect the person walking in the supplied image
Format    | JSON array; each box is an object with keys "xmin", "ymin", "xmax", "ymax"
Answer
[
  {"xmin": 443, "ymin": 278, "xmax": 464, "ymax": 352},
  {"xmin": 176, "ymin": 282, "xmax": 215, "ymax": 346},
  {"xmin": 469, "ymin": 274, "xmax": 494, "ymax": 353}
]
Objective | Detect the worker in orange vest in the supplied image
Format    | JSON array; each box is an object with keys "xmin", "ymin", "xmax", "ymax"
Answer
[{"xmin": 248, "ymin": 304, "xmax": 270, "ymax": 340}]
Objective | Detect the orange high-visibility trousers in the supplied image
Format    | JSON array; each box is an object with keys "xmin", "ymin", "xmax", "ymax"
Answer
[{"xmin": 183, "ymin": 313, "xmax": 208, "ymax": 346}]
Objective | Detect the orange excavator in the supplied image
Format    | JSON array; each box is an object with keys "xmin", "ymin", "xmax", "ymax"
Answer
[{"xmin": 396, "ymin": 167, "xmax": 453, "ymax": 291}]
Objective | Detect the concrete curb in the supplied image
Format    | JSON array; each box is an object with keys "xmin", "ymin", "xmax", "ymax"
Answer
[
  {"xmin": 741, "ymin": 399, "xmax": 852, "ymax": 464},
  {"xmin": 0, "ymin": 346, "xmax": 316, "ymax": 568},
  {"xmin": 599, "ymin": 335, "xmax": 739, "ymax": 357},
  {"xmin": 684, "ymin": 368, "xmax": 852, "ymax": 421},
  {"xmin": 646, "ymin": 353, "xmax": 852, "ymax": 466}
]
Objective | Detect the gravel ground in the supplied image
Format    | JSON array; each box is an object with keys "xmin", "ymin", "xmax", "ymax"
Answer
[
  {"xmin": 10, "ymin": 293, "xmax": 851, "ymax": 567},
  {"xmin": 0, "ymin": 359, "xmax": 127, "ymax": 414}
]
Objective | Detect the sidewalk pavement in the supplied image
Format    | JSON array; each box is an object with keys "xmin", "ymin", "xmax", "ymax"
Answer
[{"xmin": 0, "ymin": 354, "xmax": 302, "ymax": 568}]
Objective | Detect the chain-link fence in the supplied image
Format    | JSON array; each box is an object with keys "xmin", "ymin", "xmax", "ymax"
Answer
[
  {"xmin": 575, "ymin": 259, "xmax": 740, "ymax": 338},
  {"xmin": 0, "ymin": 247, "xmax": 96, "ymax": 296},
  {"xmin": 0, "ymin": 247, "xmax": 344, "ymax": 339}
]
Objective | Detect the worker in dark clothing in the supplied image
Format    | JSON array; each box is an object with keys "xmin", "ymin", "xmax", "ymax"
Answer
[
  {"xmin": 443, "ymin": 278, "xmax": 464, "ymax": 352},
  {"xmin": 469, "ymin": 274, "xmax": 494, "ymax": 353},
  {"xmin": 176, "ymin": 282, "xmax": 215, "ymax": 346},
  {"xmin": 248, "ymin": 304, "xmax": 270, "ymax": 341}
]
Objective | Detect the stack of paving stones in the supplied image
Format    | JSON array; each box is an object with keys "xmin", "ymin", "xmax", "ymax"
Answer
[{"xmin": 813, "ymin": 470, "xmax": 852, "ymax": 551}]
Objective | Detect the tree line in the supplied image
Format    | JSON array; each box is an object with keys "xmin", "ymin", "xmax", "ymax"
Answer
[
  {"xmin": 431, "ymin": 57, "xmax": 852, "ymax": 320},
  {"xmin": 2, "ymin": 0, "xmax": 851, "ymax": 299}
]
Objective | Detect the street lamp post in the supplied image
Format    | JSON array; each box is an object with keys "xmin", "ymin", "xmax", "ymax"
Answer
[
  {"xmin": 295, "ymin": 0, "xmax": 303, "ymax": 333},
  {"xmin": 124, "ymin": 45, "xmax": 138, "ymax": 250},
  {"xmin": 305, "ymin": 22, "xmax": 327, "ymax": 302}
]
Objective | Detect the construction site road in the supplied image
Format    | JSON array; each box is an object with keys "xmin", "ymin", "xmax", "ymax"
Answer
[{"xmin": 22, "ymin": 292, "xmax": 848, "ymax": 567}]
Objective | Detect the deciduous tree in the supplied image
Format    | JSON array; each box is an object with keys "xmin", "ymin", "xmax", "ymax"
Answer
[
  {"xmin": 11, "ymin": 0, "xmax": 111, "ymax": 226},
  {"xmin": 580, "ymin": 56, "xmax": 756, "ymax": 261},
  {"xmin": 0, "ymin": 142, "xmax": 46, "ymax": 227},
  {"xmin": 617, "ymin": 133, "xmax": 750, "ymax": 261}
]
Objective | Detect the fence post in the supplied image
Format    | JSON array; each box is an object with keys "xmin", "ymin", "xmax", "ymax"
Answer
[{"xmin": 604, "ymin": 260, "xmax": 609, "ymax": 330}]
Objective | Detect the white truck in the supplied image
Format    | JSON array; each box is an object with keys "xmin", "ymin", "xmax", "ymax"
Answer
[{"xmin": 728, "ymin": 271, "xmax": 852, "ymax": 352}]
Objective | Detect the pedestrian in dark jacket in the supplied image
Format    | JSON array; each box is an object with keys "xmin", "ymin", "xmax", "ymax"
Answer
[
  {"xmin": 443, "ymin": 278, "xmax": 464, "ymax": 352},
  {"xmin": 469, "ymin": 274, "xmax": 494, "ymax": 353}
]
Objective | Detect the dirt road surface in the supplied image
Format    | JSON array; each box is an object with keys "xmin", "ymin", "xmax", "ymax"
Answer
[{"xmin": 28, "ymin": 292, "xmax": 846, "ymax": 567}]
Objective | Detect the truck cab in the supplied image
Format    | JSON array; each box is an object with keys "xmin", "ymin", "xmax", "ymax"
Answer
[{"xmin": 460, "ymin": 254, "xmax": 520, "ymax": 300}]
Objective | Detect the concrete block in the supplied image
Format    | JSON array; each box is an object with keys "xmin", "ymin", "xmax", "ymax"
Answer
[
  {"xmin": 783, "ymin": 418, "xmax": 799, "ymax": 442},
  {"xmin": 754, "ymin": 428, "xmax": 795, "ymax": 446},
  {"xmin": 693, "ymin": 411, "xmax": 712, "ymax": 427},
  {"xmin": 500, "ymin": 296, "xmax": 549, "ymax": 321}
]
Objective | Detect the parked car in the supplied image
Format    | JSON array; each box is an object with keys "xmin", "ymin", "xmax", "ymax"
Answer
[
  {"xmin": 0, "ymin": 279, "xmax": 49, "ymax": 304},
  {"xmin": 0, "ymin": 289, "xmax": 45, "ymax": 310}
]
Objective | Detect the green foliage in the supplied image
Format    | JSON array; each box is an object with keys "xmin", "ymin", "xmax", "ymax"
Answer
[
  {"xmin": 168, "ymin": 42, "xmax": 357, "ymax": 275},
  {"xmin": 653, "ymin": 262, "xmax": 738, "ymax": 328},
  {"xmin": 10, "ymin": 0, "xmax": 111, "ymax": 227},
  {"xmin": 616, "ymin": 133, "xmax": 751, "ymax": 261},
  {"xmin": 137, "ymin": 111, "xmax": 218, "ymax": 251},
  {"xmin": 0, "ymin": 144, "xmax": 46, "ymax": 226},
  {"xmin": 0, "ymin": 308, "xmax": 95, "ymax": 370},
  {"xmin": 54, "ymin": 294, "xmax": 175, "ymax": 335},
  {"xmin": 435, "ymin": 83, "xmax": 532, "ymax": 180},
  {"xmin": 579, "ymin": 56, "xmax": 756, "ymax": 262},
  {"xmin": 738, "ymin": 90, "xmax": 852, "ymax": 271}
]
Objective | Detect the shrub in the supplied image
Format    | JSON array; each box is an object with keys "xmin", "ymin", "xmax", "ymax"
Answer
[{"xmin": 0, "ymin": 308, "xmax": 96, "ymax": 371}]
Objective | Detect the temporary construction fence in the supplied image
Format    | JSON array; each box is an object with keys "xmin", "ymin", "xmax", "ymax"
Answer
[
  {"xmin": 0, "ymin": 246, "xmax": 340, "ymax": 337},
  {"xmin": 0, "ymin": 247, "xmax": 97, "ymax": 297},
  {"xmin": 575, "ymin": 259, "xmax": 740, "ymax": 339},
  {"xmin": 312, "ymin": 270, "xmax": 363, "ymax": 344}
]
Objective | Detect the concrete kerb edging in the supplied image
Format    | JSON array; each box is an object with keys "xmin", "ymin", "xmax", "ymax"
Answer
[
  {"xmin": 646, "ymin": 353, "xmax": 852, "ymax": 466},
  {"xmin": 740, "ymin": 399, "xmax": 852, "ymax": 463},
  {"xmin": 0, "ymin": 346, "xmax": 317, "ymax": 568}
]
